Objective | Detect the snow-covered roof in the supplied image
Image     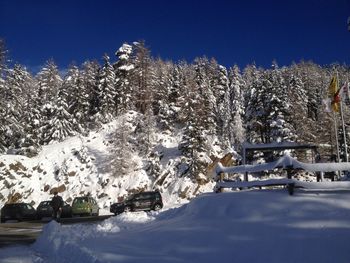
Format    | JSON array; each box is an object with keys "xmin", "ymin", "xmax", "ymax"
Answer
[{"xmin": 216, "ymin": 155, "xmax": 350, "ymax": 174}]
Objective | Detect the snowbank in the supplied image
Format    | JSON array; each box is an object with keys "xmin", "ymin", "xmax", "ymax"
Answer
[{"xmin": 1, "ymin": 190, "xmax": 350, "ymax": 263}]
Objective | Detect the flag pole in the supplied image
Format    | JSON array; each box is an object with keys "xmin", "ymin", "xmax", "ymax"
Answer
[
  {"xmin": 337, "ymin": 71, "xmax": 349, "ymax": 162},
  {"xmin": 339, "ymin": 99, "xmax": 348, "ymax": 162},
  {"xmin": 333, "ymin": 111, "xmax": 341, "ymax": 162}
]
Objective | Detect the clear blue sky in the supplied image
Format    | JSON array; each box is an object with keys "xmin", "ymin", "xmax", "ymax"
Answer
[{"xmin": 0, "ymin": 0, "xmax": 349, "ymax": 72}]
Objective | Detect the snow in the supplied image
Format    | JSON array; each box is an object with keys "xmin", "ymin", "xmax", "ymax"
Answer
[
  {"xmin": 1, "ymin": 190, "xmax": 350, "ymax": 262},
  {"xmin": 216, "ymin": 178, "xmax": 350, "ymax": 190},
  {"xmin": 118, "ymin": 65, "xmax": 134, "ymax": 71},
  {"xmin": 0, "ymin": 111, "xmax": 213, "ymax": 214}
]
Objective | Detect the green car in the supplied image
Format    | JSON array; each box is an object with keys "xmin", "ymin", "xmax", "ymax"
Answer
[{"xmin": 72, "ymin": 196, "xmax": 99, "ymax": 217}]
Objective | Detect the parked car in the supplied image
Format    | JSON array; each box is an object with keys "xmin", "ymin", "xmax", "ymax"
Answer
[
  {"xmin": 71, "ymin": 196, "xmax": 99, "ymax": 217},
  {"xmin": 36, "ymin": 200, "xmax": 72, "ymax": 220},
  {"xmin": 1, "ymin": 203, "xmax": 37, "ymax": 223},
  {"xmin": 110, "ymin": 190, "xmax": 163, "ymax": 215}
]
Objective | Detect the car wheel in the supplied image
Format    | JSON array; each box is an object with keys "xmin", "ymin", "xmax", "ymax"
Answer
[
  {"xmin": 153, "ymin": 204, "xmax": 162, "ymax": 211},
  {"xmin": 124, "ymin": 206, "xmax": 131, "ymax": 213}
]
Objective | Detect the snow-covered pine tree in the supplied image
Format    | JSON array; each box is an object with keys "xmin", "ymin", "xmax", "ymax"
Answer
[
  {"xmin": 43, "ymin": 80, "xmax": 75, "ymax": 143},
  {"xmin": 112, "ymin": 115, "xmax": 135, "ymax": 177},
  {"xmin": 0, "ymin": 39, "xmax": 9, "ymax": 152},
  {"xmin": 266, "ymin": 61, "xmax": 296, "ymax": 142},
  {"xmin": 244, "ymin": 64, "xmax": 266, "ymax": 143},
  {"xmin": 228, "ymin": 65, "xmax": 245, "ymax": 150},
  {"xmin": 171, "ymin": 61, "xmax": 190, "ymax": 125},
  {"xmin": 81, "ymin": 60, "xmax": 100, "ymax": 127},
  {"xmin": 63, "ymin": 64, "xmax": 84, "ymax": 133},
  {"xmin": 114, "ymin": 43, "xmax": 134, "ymax": 114},
  {"xmin": 36, "ymin": 60, "xmax": 63, "ymax": 144},
  {"xmin": 180, "ymin": 65, "xmax": 208, "ymax": 179},
  {"xmin": 152, "ymin": 59, "xmax": 174, "ymax": 130},
  {"xmin": 210, "ymin": 60, "xmax": 231, "ymax": 150},
  {"xmin": 21, "ymin": 71, "xmax": 41, "ymax": 156},
  {"xmin": 130, "ymin": 41, "xmax": 154, "ymax": 115},
  {"xmin": 0, "ymin": 39, "xmax": 7, "ymax": 76},
  {"xmin": 2, "ymin": 64, "xmax": 28, "ymax": 151},
  {"xmin": 193, "ymin": 57, "xmax": 217, "ymax": 135},
  {"xmin": 296, "ymin": 61, "xmax": 332, "ymax": 146},
  {"xmin": 98, "ymin": 54, "xmax": 116, "ymax": 122}
]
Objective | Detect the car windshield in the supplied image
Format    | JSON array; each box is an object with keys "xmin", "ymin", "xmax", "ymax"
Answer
[
  {"xmin": 125, "ymin": 194, "xmax": 135, "ymax": 201},
  {"xmin": 21, "ymin": 204, "xmax": 34, "ymax": 210},
  {"xmin": 40, "ymin": 201, "xmax": 51, "ymax": 206},
  {"xmin": 73, "ymin": 197, "xmax": 89, "ymax": 204}
]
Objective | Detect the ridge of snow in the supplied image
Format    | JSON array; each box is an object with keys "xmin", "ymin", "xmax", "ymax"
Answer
[{"xmin": 2, "ymin": 190, "xmax": 350, "ymax": 262}]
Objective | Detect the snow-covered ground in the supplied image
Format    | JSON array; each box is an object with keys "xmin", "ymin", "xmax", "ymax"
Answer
[
  {"xmin": 1, "ymin": 189, "xmax": 350, "ymax": 263},
  {"xmin": 0, "ymin": 112, "xmax": 215, "ymax": 213}
]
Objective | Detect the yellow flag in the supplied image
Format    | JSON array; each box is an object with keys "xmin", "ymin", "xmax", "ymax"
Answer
[{"xmin": 329, "ymin": 76, "xmax": 339, "ymax": 112}]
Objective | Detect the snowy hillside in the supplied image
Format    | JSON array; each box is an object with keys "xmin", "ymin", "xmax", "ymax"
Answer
[
  {"xmin": 1, "ymin": 189, "xmax": 350, "ymax": 262},
  {"xmin": 0, "ymin": 111, "xmax": 216, "ymax": 211}
]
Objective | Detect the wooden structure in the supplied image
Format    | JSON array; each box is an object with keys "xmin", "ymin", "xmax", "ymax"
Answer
[{"xmin": 241, "ymin": 142, "xmax": 318, "ymax": 181}]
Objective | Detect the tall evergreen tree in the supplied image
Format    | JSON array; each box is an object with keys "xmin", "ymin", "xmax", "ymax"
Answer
[
  {"xmin": 130, "ymin": 41, "xmax": 154, "ymax": 114},
  {"xmin": 36, "ymin": 60, "xmax": 63, "ymax": 144},
  {"xmin": 43, "ymin": 81, "xmax": 75, "ymax": 143},
  {"xmin": 228, "ymin": 65, "xmax": 245, "ymax": 149},
  {"xmin": 112, "ymin": 116, "xmax": 135, "ymax": 177},
  {"xmin": 0, "ymin": 39, "xmax": 9, "ymax": 152},
  {"xmin": 266, "ymin": 62, "xmax": 296, "ymax": 142},
  {"xmin": 180, "ymin": 67, "xmax": 208, "ymax": 179},
  {"xmin": 3, "ymin": 64, "xmax": 28, "ymax": 150},
  {"xmin": 114, "ymin": 43, "xmax": 134, "ymax": 114},
  {"xmin": 98, "ymin": 54, "xmax": 116, "ymax": 122},
  {"xmin": 81, "ymin": 60, "xmax": 100, "ymax": 126},
  {"xmin": 63, "ymin": 64, "xmax": 85, "ymax": 133}
]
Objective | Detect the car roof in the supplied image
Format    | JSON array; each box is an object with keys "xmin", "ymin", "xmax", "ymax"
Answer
[
  {"xmin": 3, "ymin": 203, "xmax": 32, "ymax": 207},
  {"xmin": 73, "ymin": 196, "xmax": 95, "ymax": 201},
  {"xmin": 39, "ymin": 201, "xmax": 51, "ymax": 204}
]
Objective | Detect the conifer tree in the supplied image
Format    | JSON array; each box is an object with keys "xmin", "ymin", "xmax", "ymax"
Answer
[
  {"xmin": 114, "ymin": 43, "xmax": 134, "ymax": 114},
  {"xmin": 36, "ymin": 60, "xmax": 63, "ymax": 144},
  {"xmin": 112, "ymin": 115, "xmax": 135, "ymax": 177},
  {"xmin": 43, "ymin": 81, "xmax": 75, "ymax": 143},
  {"xmin": 98, "ymin": 54, "xmax": 116, "ymax": 122},
  {"xmin": 266, "ymin": 62, "xmax": 296, "ymax": 142},
  {"xmin": 81, "ymin": 60, "xmax": 100, "ymax": 126},
  {"xmin": 0, "ymin": 39, "xmax": 9, "ymax": 152},
  {"xmin": 130, "ymin": 41, "xmax": 154, "ymax": 114},
  {"xmin": 228, "ymin": 65, "xmax": 245, "ymax": 149},
  {"xmin": 180, "ymin": 67, "xmax": 208, "ymax": 178},
  {"xmin": 3, "ymin": 65, "xmax": 28, "ymax": 150},
  {"xmin": 63, "ymin": 64, "xmax": 85, "ymax": 133}
]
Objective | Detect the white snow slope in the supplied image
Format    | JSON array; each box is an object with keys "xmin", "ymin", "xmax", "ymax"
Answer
[
  {"xmin": 1, "ymin": 189, "xmax": 350, "ymax": 263},
  {"xmin": 0, "ymin": 111, "xmax": 216, "ymax": 212}
]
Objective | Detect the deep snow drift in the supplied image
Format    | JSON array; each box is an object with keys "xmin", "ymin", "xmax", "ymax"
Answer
[{"xmin": 1, "ymin": 189, "xmax": 350, "ymax": 263}]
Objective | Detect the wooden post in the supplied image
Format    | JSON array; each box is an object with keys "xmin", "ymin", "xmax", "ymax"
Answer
[
  {"xmin": 286, "ymin": 165, "xmax": 293, "ymax": 179},
  {"xmin": 287, "ymin": 183, "xmax": 295, "ymax": 195}
]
